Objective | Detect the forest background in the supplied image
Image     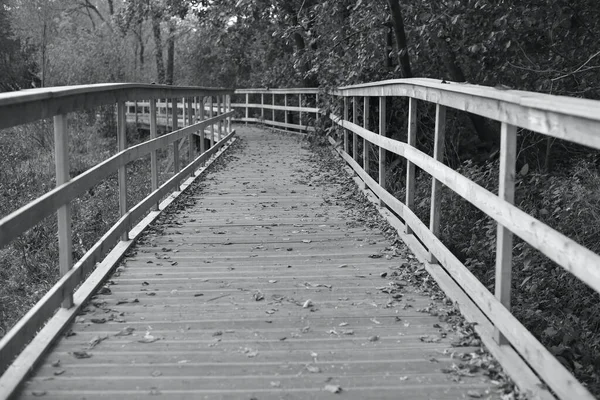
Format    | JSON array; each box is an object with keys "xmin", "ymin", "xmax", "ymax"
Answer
[{"xmin": 1, "ymin": 0, "xmax": 599, "ymax": 395}]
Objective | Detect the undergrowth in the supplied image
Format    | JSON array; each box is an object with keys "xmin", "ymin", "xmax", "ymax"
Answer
[{"xmin": 0, "ymin": 114, "xmax": 181, "ymax": 340}]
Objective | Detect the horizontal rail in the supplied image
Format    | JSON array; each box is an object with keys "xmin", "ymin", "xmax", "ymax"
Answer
[
  {"xmin": 333, "ymin": 78, "xmax": 600, "ymax": 150},
  {"xmin": 0, "ymin": 111, "xmax": 233, "ymax": 248},
  {"xmin": 235, "ymin": 88, "xmax": 319, "ymax": 94},
  {"xmin": 0, "ymin": 83, "xmax": 232, "ymax": 130},
  {"xmin": 326, "ymin": 78, "xmax": 600, "ymax": 400},
  {"xmin": 231, "ymin": 103, "xmax": 319, "ymax": 113}
]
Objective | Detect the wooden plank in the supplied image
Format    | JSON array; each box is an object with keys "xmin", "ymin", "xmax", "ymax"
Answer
[
  {"xmin": 328, "ymin": 113, "xmax": 600, "ymax": 295},
  {"xmin": 234, "ymin": 88, "xmax": 319, "ymax": 95},
  {"xmin": 187, "ymin": 98, "xmax": 194, "ymax": 176},
  {"xmin": 172, "ymin": 98, "xmax": 180, "ymax": 178},
  {"xmin": 428, "ymin": 105, "xmax": 446, "ymax": 263},
  {"xmin": 298, "ymin": 94, "xmax": 302, "ymax": 127},
  {"xmin": 363, "ymin": 97, "xmax": 369, "ymax": 176},
  {"xmin": 0, "ymin": 135, "xmax": 238, "ymax": 399},
  {"xmin": 117, "ymin": 101, "xmax": 128, "ymax": 241},
  {"xmin": 495, "ymin": 122, "xmax": 517, "ymax": 345},
  {"xmin": 210, "ymin": 96, "xmax": 215, "ymax": 147},
  {"xmin": 53, "ymin": 114, "xmax": 74, "ymax": 309},
  {"xmin": 328, "ymin": 134, "xmax": 595, "ymax": 399},
  {"xmin": 234, "ymin": 118, "xmax": 314, "ymax": 132},
  {"xmin": 405, "ymin": 98, "xmax": 417, "ymax": 235},
  {"xmin": 231, "ymin": 103, "xmax": 319, "ymax": 113},
  {"xmin": 343, "ymin": 97, "xmax": 349, "ymax": 153}
]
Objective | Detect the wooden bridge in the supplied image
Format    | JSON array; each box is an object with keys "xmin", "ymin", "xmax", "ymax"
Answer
[{"xmin": 0, "ymin": 80, "xmax": 599, "ymax": 399}]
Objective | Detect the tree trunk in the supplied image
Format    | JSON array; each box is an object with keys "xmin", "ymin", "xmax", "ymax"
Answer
[
  {"xmin": 386, "ymin": 0, "xmax": 412, "ymax": 78},
  {"xmin": 166, "ymin": 22, "xmax": 175, "ymax": 85},
  {"xmin": 385, "ymin": 25, "xmax": 393, "ymax": 69},
  {"xmin": 151, "ymin": 13, "xmax": 165, "ymax": 84}
]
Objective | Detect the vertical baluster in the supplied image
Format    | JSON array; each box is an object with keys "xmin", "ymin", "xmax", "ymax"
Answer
[
  {"xmin": 187, "ymin": 98, "xmax": 194, "ymax": 173},
  {"xmin": 315, "ymin": 93, "xmax": 319, "ymax": 123},
  {"xmin": 429, "ymin": 105, "xmax": 446, "ymax": 263},
  {"xmin": 343, "ymin": 97, "xmax": 349, "ymax": 154},
  {"xmin": 227, "ymin": 94, "xmax": 232, "ymax": 133},
  {"xmin": 245, "ymin": 93, "xmax": 249, "ymax": 125},
  {"xmin": 284, "ymin": 94, "xmax": 288, "ymax": 131},
  {"xmin": 272, "ymin": 93, "xmax": 275, "ymax": 124},
  {"xmin": 363, "ymin": 96, "xmax": 370, "ymax": 176},
  {"xmin": 209, "ymin": 96, "xmax": 215, "ymax": 147},
  {"xmin": 353, "ymin": 96, "xmax": 358, "ymax": 161},
  {"xmin": 495, "ymin": 122, "xmax": 517, "ymax": 345},
  {"xmin": 199, "ymin": 97, "xmax": 206, "ymax": 159},
  {"xmin": 298, "ymin": 94, "xmax": 303, "ymax": 130},
  {"xmin": 261, "ymin": 93, "xmax": 264, "ymax": 122},
  {"xmin": 117, "ymin": 101, "xmax": 128, "ymax": 240},
  {"xmin": 53, "ymin": 113, "xmax": 73, "ymax": 308},
  {"xmin": 172, "ymin": 98, "xmax": 180, "ymax": 182},
  {"xmin": 405, "ymin": 98, "xmax": 417, "ymax": 235},
  {"xmin": 150, "ymin": 99, "xmax": 159, "ymax": 211},
  {"xmin": 378, "ymin": 96, "xmax": 387, "ymax": 208},
  {"xmin": 218, "ymin": 95, "xmax": 223, "ymax": 141}
]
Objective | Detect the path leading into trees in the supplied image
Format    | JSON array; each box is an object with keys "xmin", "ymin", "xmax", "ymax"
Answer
[{"xmin": 17, "ymin": 126, "xmax": 499, "ymax": 399}]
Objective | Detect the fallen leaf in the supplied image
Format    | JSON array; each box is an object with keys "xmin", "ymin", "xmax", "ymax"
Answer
[
  {"xmin": 368, "ymin": 335, "xmax": 379, "ymax": 342},
  {"xmin": 72, "ymin": 351, "xmax": 91, "ymax": 359},
  {"xmin": 31, "ymin": 391, "xmax": 47, "ymax": 397},
  {"xmin": 341, "ymin": 329, "xmax": 354, "ymax": 335},
  {"xmin": 339, "ymin": 322, "xmax": 348, "ymax": 327},
  {"xmin": 270, "ymin": 381, "xmax": 281, "ymax": 388},
  {"xmin": 337, "ymin": 264, "xmax": 348, "ymax": 268},
  {"xmin": 467, "ymin": 391, "xmax": 483, "ymax": 398},
  {"xmin": 88, "ymin": 335, "xmax": 108, "ymax": 349},
  {"xmin": 370, "ymin": 318, "xmax": 381, "ymax": 325},
  {"xmin": 139, "ymin": 332, "xmax": 159, "ymax": 343},
  {"xmin": 399, "ymin": 376, "xmax": 408, "ymax": 381},
  {"xmin": 253, "ymin": 291, "xmax": 265, "ymax": 301},
  {"xmin": 114, "ymin": 327, "xmax": 135, "ymax": 336},
  {"xmin": 323, "ymin": 384, "xmax": 342, "ymax": 393},
  {"xmin": 90, "ymin": 318, "xmax": 106, "ymax": 324},
  {"xmin": 306, "ymin": 364, "xmax": 321, "ymax": 373},
  {"xmin": 302, "ymin": 239, "xmax": 312, "ymax": 243},
  {"xmin": 53, "ymin": 369, "xmax": 65, "ymax": 376},
  {"xmin": 268, "ymin": 280, "xmax": 277, "ymax": 283},
  {"xmin": 303, "ymin": 299, "xmax": 313, "ymax": 308},
  {"xmin": 51, "ymin": 360, "xmax": 61, "ymax": 367},
  {"xmin": 301, "ymin": 325, "xmax": 311, "ymax": 333},
  {"xmin": 151, "ymin": 370, "xmax": 162, "ymax": 377}
]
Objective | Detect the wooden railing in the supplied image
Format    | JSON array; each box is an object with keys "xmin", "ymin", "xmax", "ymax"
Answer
[
  {"xmin": 240, "ymin": 78, "xmax": 600, "ymax": 400},
  {"xmin": 232, "ymin": 88, "xmax": 320, "ymax": 132},
  {"xmin": 0, "ymin": 84, "xmax": 236, "ymax": 393}
]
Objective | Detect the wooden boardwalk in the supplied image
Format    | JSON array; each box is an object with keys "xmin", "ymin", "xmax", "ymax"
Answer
[{"xmin": 17, "ymin": 126, "xmax": 500, "ymax": 399}]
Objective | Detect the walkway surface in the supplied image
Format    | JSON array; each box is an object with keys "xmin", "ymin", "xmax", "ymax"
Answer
[{"xmin": 17, "ymin": 126, "xmax": 500, "ymax": 399}]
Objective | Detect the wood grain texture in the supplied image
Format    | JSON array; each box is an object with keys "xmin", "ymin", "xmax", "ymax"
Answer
[{"xmin": 14, "ymin": 126, "xmax": 499, "ymax": 400}]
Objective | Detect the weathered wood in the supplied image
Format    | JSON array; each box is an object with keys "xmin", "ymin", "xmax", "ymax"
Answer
[
  {"xmin": 332, "ymin": 78, "xmax": 600, "ymax": 150},
  {"xmin": 260, "ymin": 93, "xmax": 264, "ymax": 121},
  {"xmin": 327, "ymin": 121, "xmax": 597, "ymax": 400},
  {"xmin": 343, "ymin": 97, "xmax": 349, "ymax": 153},
  {"xmin": 14, "ymin": 127, "xmax": 498, "ymax": 400},
  {"xmin": 245, "ymin": 93, "xmax": 249, "ymax": 124},
  {"xmin": 405, "ymin": 98, "xmax": 417, "ymax": 235},
  {"xmin": 298, "ymin": 93, "xmax": 302, "ymax": 127},
  {"xmin": 378, "ymin": 96, "xmax": 386, "ymax": 208},
  {"xmin": 172, "ymin": 98, "xmax": 180, "ymax": 179},
  {"xmin": 271, "ymin": 93, "xmax": 275, "ymax": 122},
  {"xmin": 0, "ymin": 134, "xmax": 237, "ymax": 400},
  {"xmin": 117, "ymin": 102, "xmax": 128, "ymax": 241},
  {"xmin": 209, "ymin": 96, "xmax": 215, "ymax": 147},
  {"xmin": 363, "ymin": 97, "xmax": 370, "ymax": 175},
  {"xmin": 231, "ymin": 103, "xmax": 319, "ymax": 113},
  {"xmin": 53, "ymin": 114, "xmax": 74, "ymax": 309},
  {"xmin": 235, "ymin": 118, "xmax": 315, "ymax": 132},
  {"xmin": 495, "ymin": 122, "xmax": 517, "ymax": 345},
  {"xmin": 284, "ymin": 94, "xmax": 288, "ymax": 130},
  {"xmin": 353, "ymin": 96, "xmax": 358, "ymax": 161},
  {"xmin": 149, "ymin": 100, "xmax": 159, "ymax": 211},
  {"xmin": 428, "ymin": 105, "xmax": 446, "ymax": 263},
  {"xmin": 187, "ymin": 98, "xmax": 194, "ymax": 176},
  {"xmin": 0, "ymin": 84, "xmax": 233, "ymax": 130}
]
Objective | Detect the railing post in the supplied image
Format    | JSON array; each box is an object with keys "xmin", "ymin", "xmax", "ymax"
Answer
[
  {"xmin": 299, "ymin": 94, "xmax": 303, "ymax": 130},
  {"xmin": 272, "ymin": 93, "xmax": 275, "ymax": 124},
  {"xmin": 218, "ymin": 95, "xmax": 223, "ymax": 141},
  {"xmin": 260, "ymin": 93, "xmax": 264, "ymax": 122},
  {"xmin": 187, "ymin": 97, "xmax": 194, "ymax": 174},
  {"xmin": 343, "ymin": 97, "xmax": 349, "ymax": 153},
  {"xmin": 353, "ymin": 96, "xmax": 358, "ymax": 161},
  {"xmin": 245, "ymin": 93, "xmax": 249, "ymax": 125},
  {"xmin": 378, "ymin": 96, "xmax": 386, "ymax": 208},
  {"xmin": 363, "ymin": 96, "xmax": 370, "ymax": 176},
  {"xmin": 284, "ymin": 94, "xmax": 288, "ymax": 131},
  {"xmin": 117, "ymin": 101, "xmax": 128, "ymax": 241},
  {"xmin": 405, "ymin": 98, "xmax": 417, "ymax": 235},
  {"xmin": 227, "ymin": 94, "xmax": 232, "ymax": 133},
  {"xmin": 172, "ymin": 98, "xmax": 180, "ymax": 179},
  {"xmin": 53, "ymin": 113, "xmax": 73, "ymax": 309},
  {"xmin": 209, "ymin": 96, "xmax": 215, "ymax": 147},
  {"xmin": 428, "ymin": 104, "xmax": 446, "ymax": 263},
  {"xmin": 149, "ymin": 99, "xmax": 159, "ymax": 211},
  {"xmin": 199, "ymin": 96, "xmax": 206, "ymax": 161},
  {"xmin": 495, "ymin": 122, "xmax": 517, "ymax": 345}
]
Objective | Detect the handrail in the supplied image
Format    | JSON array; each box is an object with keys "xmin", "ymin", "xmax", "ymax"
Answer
[
  {"xmin": 0, "ymin": 84, "xmax": 236, "ymax": 387},
  {"xmin": 240, "ymin": 78, "xmax": 600, "ymax": 400},
  {"xmin": 232, "ymin": 88, "xmax": 320, "ymax": 133}
]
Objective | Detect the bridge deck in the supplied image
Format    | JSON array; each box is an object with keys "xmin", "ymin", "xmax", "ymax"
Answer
[{"xmin": 17, "ymin": 126, "xmax": 499, "ymax": 399}]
